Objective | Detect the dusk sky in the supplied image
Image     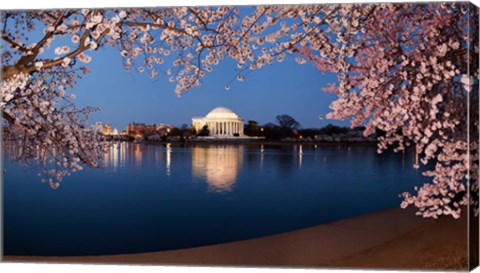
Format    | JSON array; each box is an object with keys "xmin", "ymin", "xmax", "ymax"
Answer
[{"xmin": 66, "ymin": 11, "xmax": 349, "ymax": 131}]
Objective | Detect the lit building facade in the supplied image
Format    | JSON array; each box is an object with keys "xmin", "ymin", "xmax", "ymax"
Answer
[
  {"xmin": 125, "ymin": 123, "xmax": 173, "ymax": 138},
  {"xmin": 91, "ymin": 122, "xmax": 112, "ymax": 136},
  {"xmin": 192, "ymin": 107, "xmax": 244, "ymax": 137}
]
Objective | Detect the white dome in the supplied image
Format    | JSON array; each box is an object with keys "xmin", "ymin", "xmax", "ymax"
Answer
[{"xmin": 205, "ymin": 107, "xmax": 238, "ymax": 119}]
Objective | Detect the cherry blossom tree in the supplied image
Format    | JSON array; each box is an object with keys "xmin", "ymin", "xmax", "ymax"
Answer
[
  {"xmin": 1, "ymin": 3, "xmax": 478, "ymax": 218},
  {"xmin": 297, "ymin": 2, "xmax": 479, "ymax": 219}
]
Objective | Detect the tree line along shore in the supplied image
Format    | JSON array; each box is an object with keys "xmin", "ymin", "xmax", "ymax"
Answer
[{"xmin": 97, "ymin": 115, "xmax": 379, "ymax": 144}]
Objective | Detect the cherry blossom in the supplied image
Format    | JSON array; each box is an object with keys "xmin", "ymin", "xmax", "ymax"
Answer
[
  {"xmin": 1, "ymin": 4, "xmax": 478, "ymax": 219},
  {"xmin": 299, "ymin": 2, "xmax": 479, "ymax": 218}
]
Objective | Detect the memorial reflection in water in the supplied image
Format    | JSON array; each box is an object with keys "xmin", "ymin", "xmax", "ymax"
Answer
[
  {"xmin": 191, "ymin": 146, "xmax": 244, "ymax": 192},
  {"xmin": 102, "ymin": 143, "xmax": 244, "ymax": 192}
]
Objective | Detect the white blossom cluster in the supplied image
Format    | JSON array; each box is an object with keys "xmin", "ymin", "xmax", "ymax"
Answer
[
  {"xmin": 2, "ymin": 70, "xmax": 105, "ymax": 188},
  {"xmin": 303, "ymin": 3, "xmax": 479, "ymax": 218}
]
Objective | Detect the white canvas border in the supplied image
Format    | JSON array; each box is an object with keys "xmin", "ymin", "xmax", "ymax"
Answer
[{"xmin": 0, "ymin": 1, "xmax": 478, "ymax": 273}]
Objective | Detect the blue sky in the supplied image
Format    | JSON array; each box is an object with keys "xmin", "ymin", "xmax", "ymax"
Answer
[
  {"xmin": 11, "ymin": 6, "xmax": 349, "ymax": 131},
  {"xmin": 72, "ymin": 44, "xmax": 349, "ymax": 131}
]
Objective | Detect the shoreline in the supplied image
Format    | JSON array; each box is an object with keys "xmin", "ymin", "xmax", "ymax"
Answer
[
  {"xmin": 3, "ymin": 207, "xmax": 469, "ymax": 270},
  {"xmin": 132, "ymin": 139, "xmax": 379, "ymax": 147}
]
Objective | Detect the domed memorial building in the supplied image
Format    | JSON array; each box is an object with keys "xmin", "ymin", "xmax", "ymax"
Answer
[{"xmin": 192, "ymin": 107, "xmax": 244, "ymax": 137}]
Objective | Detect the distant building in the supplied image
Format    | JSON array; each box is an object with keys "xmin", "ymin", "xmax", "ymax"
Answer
[
  {"xmin": 91, "ymin": 122, "xmax": 112, "ymax": 136},
  {"xmin": 155, "ymin": 124, "xmax": 172, "ymax": 131},
  {"xmin": 192, "ymin": 107, "xmax": 244, "ymax": 137},
  {"xmin": 125, "ymin": 122, "xmax": 173, "ymax": 138},
  {"xmin": 103, "ymin": 124, "xmax": 112, "ymax": 135}
]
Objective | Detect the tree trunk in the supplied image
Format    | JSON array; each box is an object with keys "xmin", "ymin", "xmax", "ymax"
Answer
[
  {"xmin": 2, "ymin": 112, "xmax": 14, "ymax": 124},
  {"xmin": 1, "ymin": 65, "xmax": 29, "ymax": 81}
]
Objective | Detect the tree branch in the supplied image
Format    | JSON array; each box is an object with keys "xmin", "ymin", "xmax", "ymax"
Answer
[{"xmin": 3, "ymin": 111, "xmax": 14, "ymax": 124}]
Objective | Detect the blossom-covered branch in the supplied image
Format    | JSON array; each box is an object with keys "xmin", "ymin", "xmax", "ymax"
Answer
[{"xmin": 298, "ymin": 2, "xmax": 479, "ymax": 219}]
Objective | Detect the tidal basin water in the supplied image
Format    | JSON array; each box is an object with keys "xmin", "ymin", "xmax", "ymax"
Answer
[{"xmin": 4, "ymin": 143, "xmax": 425, "ymax": 256}]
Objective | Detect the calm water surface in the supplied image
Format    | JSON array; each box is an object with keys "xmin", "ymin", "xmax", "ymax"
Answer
[{"xmin": 4, "ymin": 143, "xmax": 425, "ymax": 256}]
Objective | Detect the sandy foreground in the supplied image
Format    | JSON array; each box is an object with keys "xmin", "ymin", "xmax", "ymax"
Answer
[{"xmin": 4, "ymin": 207, "xmax": 473, "ymax": 270}]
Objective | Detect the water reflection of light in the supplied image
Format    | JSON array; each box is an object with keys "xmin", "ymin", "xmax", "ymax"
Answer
[
  {"xmin": 103, "ymin": 143, "xmax": 120, "ymax": 171},
  {"xmin": 191, "ymin": 146, "xmax": 243, "ymax": 193},
  {"xmin": 166, "ymin": 143, "xmax": 171, "ymax": 176},
  {"xmin": 134, "ymin": 144, "xmax": 142, "ymax": 166},
  {"xmin": 260, "ymin": 144, "xmax": 264, "ymax": 167},
  {"xmin": 120, "ymin": 143, "xmax": 126, "ymax": 167},
  {"xmin": 299, "ymin": 145, "xmax": 303, "ymax": 167},
  {"xmin": 112, "ymin": 143, "xmax": 119, "ymax": 171}
]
